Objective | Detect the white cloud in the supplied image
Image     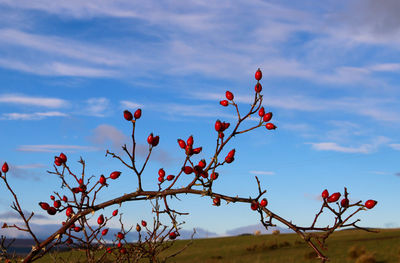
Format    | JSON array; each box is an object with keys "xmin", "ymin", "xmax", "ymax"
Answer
[
  {"xmin": 16, "ymin": 144, "xmax": 99, "ymax": 152},
  {"xmin": 83, "ymin": 98, "xmax": 110, "ymax": 117},
  {"xmin": 120, "ymin": 100, "xmax": 143, "ymax": 109},
  {"xmin": 0, "ymin": 94, "xmax": 68, "ymax": 108},
  {"xmin": 1, "ymin": 111, "xmax": 67, "ymax": 120},
  {"xmin": 389, "ymin": 144, "xmax": 400, "ymax": 150},
  {"xmin": 249, "ymin": 170, "xmax": 275, "ymax": 175},
  {"xmin": 90, "ymin": 124, "xmax": 128, "ymax": 151}
]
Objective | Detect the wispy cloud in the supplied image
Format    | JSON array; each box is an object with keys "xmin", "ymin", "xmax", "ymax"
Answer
[
  {"xmin": 16, "ymin": 144, "xmax": 99, "ymax": 152},
  {"xmin": 0, "ymin": 94, "xmax": 68, "ymax": 108},
  {"xmin": 249, "ymin": 170, "xmax": 275, "ymax": 176},
  {"xmin": 389, "ymin": 144, "xmax": 400, "ymax": 150},
  {"xmin": 1, "ymin": 111, "xmax": 67, "ymax": 120},
  {"xmin": 82, "ymin": 98, "xmax": 110, "ymax": 117}
]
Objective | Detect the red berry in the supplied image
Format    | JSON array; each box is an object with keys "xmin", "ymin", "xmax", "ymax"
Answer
[
  {"xmin": 136, "ymin": 224, "xmax": 141, "ymax": 232},
  {"xmin": 255, "ymin": 68, "xmax": 262, "ymax": 81},
  {"xmin": 147, "ymin": 133, "xmax": 154, "ymax": 145},
  {"xmin": 255, "ymin": 83, "xmax": 262, "ymax": 93},
  {"xmin": 53, "ymin": 200, "xmax": 61, "ymax": 208},
  {"xmin": 62, "ymin": 195, "xmax": 68, "ymax": 202},
  {"xmin": 47, "ymin": 207, "xmax": 57, "ymax": 215},
  {"xmin": 117, "ymin": 232, "xmax": 124, "ymax": 239},
  {"xmin": 106, "ymin": 247, "xmax": 112, "ymax": 253},
  {"xmin": 158, "ymin": 168, "xmax": 165, "ymax": 177},
  {"xmin": 219, "ymin": 132, "xmax": 224, "ymax": 139},
  {"xmin": 79, "ymin": 184, "xmax": 86, "ymax": 192},
  {"xmin": 2, "ymin": 162, "xmax": 9, "ymax": 173},
  {"xmin": 117, "ymin": 242, "xmax": 122, "ymax": 248},
  {"xmin": 263, "ymin": 112, "xmax": 273, "ymax": 122},
  {"xmin": 134, "ymin": 109, "xmax": 142, "ymax": 119},
  {"xmin": 198, "ymin": 159, "xmax": 206, "ymax": 169},
  {"xmin": 201, "ymin": 171, "xmax": 208, "ymax": 178},
  {"xmin": 50, "ymin": 195, "xmax": 55, "ymax": 200},
  {"xmin": 152, "ymin": 136, "xmax": 159, "ymax": 147},
  {"xmin": 265, "ymin": 123, "xmax": 276, "ymax": 130},
  {"xmin": 110, "ymin": 171, "xmax": 121, "ymax": 180},
  {"xmin": 192, "ymin": 147, "xmax": 202, "ymax": 154},
  {"xmin": 66, "ymin": 238, "xmax": 73, "ymax": 244},
  {"xmin": 258, "ymin": 107, "xmax": 265, "ymax": 117},
  {"xmin": 183, "ymin": 166, "xmax": 193, "ymax": 174},
  {"xmin": 187, "ymin": 135, "xmax": 194, "ymax": 146},
  {"xmin": 72, "ymin": 187, "xmax": 80, "ymax": 193},
  {"xmin": 59, "ymin": 153, "xmax": 67, "ymax": 163},
  {"xmin": 123, "ymin": 110, "xmax": 133, "ymax": 121},
  {"xmin": 341, "ymin": 198, "xmax": 349, "ymax": 208},
  {"xmin": 222, "ymin": 122, "xmax": 230, "ymax": 130},
  {"xmin": 54, "ymin": 157, "xmax": 63, "ymax": 166},
  {"xmin": 78, "ymin": 179, "xmax": 83, "ymax": 185},
  {"xmin": 66, "ymin": 206, "xmax": 73, "ymax": 217},
  {"xmin": 225, "ymin": 91, "xmax": 234, "ymax": 100},
  {"xmin": 321, "ymin": 189, "xmax": 329, "ymax": 199},
  {"xmin": 102, "ymin": 229, "xmax": 109, "ymax": 236},
  {"xmin": 210, "ymin": 172, "xmax": 219, "ymax": 180},
  {"xmin": 220, "ymin": 100, "xmax": 229, "ymax": 107},
  {"xmin": 327, "ymin": 192, "xmax": 341, "ymax": 203},
  {"xmin": 74, "ymin": 226, "xmax": 81, "ymax": 232},
  {"xmin": 365, "ymin": 200, "xmax": 377, "ymax": 209},
  {"xmin": 120, "ymin": 248, "xmax": 127, "ymax": 254},
  {"xmin": 166, "ymin": 175, "xmax": 174, "ymax": 181},
  {"xmin": 177, "ymin": 139, "xmax": 186, "ymax": 149},
  {"xmin": 98, "ymin": 214, "xmax": 104, "ymax": 225},
  {"xmin": 99, "ymin": 175, "xmax": 107, "ymax": 185},
  {"xmin": 141, "ymin": 220, "xmax": 147, "ymax": 227},
  {"xmin": 39, "ymin": 202, "xmax": 50, "ymax": 210},
  {"xmin": 158, "ymin": 176, "xmax": 164, "ymax": 183},
  {"xmin": 260, "ymin": 198, "xmax": 268, "ymax": 207},
  {"xmin": 227, "ymin": 149, "xmax": 235, "ymax": 159},
  {"xmin": 112, "ymin": 210, "xmax": 118, "ymax": 216},
  {"xmin": 213, "ymin": 196, "xmax": 221, "ymax": 206},
  {"xmin": 225, "ymin": 156, "xmax": 234, "ymax": 163},
  {"xmin": 251, "ymin": 201, "xmax": 259, "ymax": 211},
  {"xmin": 215, "ymin": 120, "xmax": 223, "ymax": 132},
  {"xmin": 169, "ymin": 232, "xmax": 177, "ymax": 240}
]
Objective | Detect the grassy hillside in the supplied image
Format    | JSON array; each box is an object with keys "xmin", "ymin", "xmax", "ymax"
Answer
[{"xmin": 8, "ymin": 228, "xmax": 400, "ymax": 262}]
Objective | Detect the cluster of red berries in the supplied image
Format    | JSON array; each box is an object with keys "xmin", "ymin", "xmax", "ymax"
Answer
[
  {"xmin": 250, "ymin": 198, "xmax": 268, "ymax": 211},
  {"xmin": 321, "ymin": 189, "xmax": 377, "ymax": 209},
  {"xmin": 177, "ymin": 135, "xmax": 202, "ymax": 156},
  {"xmin": 99, "ymin": 171, "xmax": 121, "ymax": 185},
  {"xmin": 123, "ymin": 109, "xmax": 142, "ymax": 121},
  {"xmin": 147, "ymin": 133, "xmax": 160, "ymax": 147},
  {"xmin": 54, "ymin": 153, "xmax": 67, "ymax": 166},
  {"xmin": 225, "ymin": 149, "xmax": 235, "ymax": 164},
  {"xmin": 39, "ymin": 193, "xmax": 68, "ymax": 216}
]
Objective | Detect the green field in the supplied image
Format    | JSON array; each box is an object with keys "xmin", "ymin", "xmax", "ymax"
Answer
[{"xmin": 12, "ymin": 228, "xmax": 400, "ymax": 262}]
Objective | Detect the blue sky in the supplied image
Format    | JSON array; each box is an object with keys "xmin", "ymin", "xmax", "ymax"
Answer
[{"xmin": 0, "ymin": 0, "xmax": 399, "ymax": 237}]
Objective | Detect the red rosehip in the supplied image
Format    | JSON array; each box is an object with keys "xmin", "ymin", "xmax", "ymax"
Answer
[
  {"xmin": 260, "ymin": 198, "xmax": 268, "ymax": 207},
  {"xmin": 134, "ymin": 109, "xmax": 142, "ymax": 119},
  {"xmin": 227, "ymin": 149, "xmax": 235, "ymax": 159},
  {"xmin": 169, "ymin": 232, "xmax": 177, "ymax": 240},
  {"xmin": 39, "ymin": 202, "xmax": 50, "ymax": 210},
  {"xmin": 220, "ymin": 100, "xmax": 229, "ymax": 107},
  {"xmin": 258, "ymin": 107, "xmax": 265, "ymax": 117},
  {"xmin": 341, "ymin": 198, "xmax": 349, "ymax": 208},
  {"xmin": 177, "ymin": 139, "xmax": 186, "ymax": 149},
  {"xmin": 147, "ymin": 133, "xmax": 154, "ymax": 145},
  {"xmin": 166, "ymin": 175, "xmax": 174, "ymax": 181},
  {"xmin": 112, "ymin": 209, "xmax": 118, "ymax": 216},
  {"xmin": 215, "ymin": 120, "xmax": 223, "ymax": 132},
  {"xmin": 54, "ymin": 157, "xmax": 63, "ymax": 166},
  {"xmin": 141, "ymin": 220, "xmax": 147, "ymax": 227},
  {"xmin": 198, "ymin": 159, "xmax": 206, "ymax": 169},
  {"xmin": 213, "ymin": 196, "xmax": 221, "ymax": 206},
  {"xmin": 74, "ymin": 226, "xmax": 81, "ymax": 232},
  {"xmin": 265, "ymin": 123, "xmax": 277, "ymax": 130},
  {"xmin": 152, "ymin": 136, "xmax": 159, "ymax": 147},
  {"xmin": 106, "ymin": 247, "xmax": 112, "ymax": 253},
  {"xmin": 50, "ymin": 195, "xmax": 55, "ymax": 200},
  {"xmin": 62, "ymin": 195, "xmax": 68, "ymax": 202},
  {"xmin": 123, "ymin": 110, "xmax": 133, "ymax": 121},
  {"xmin": 201, "ymin": 171, "xmax": 208, "ymax": 178},
  {"xmin": 98, "ymin": 214, "xmax": 104, "ymax": 225},
  {"xmin": 219, "ymin": 132, "xmax": 224, "ymax": 139},
  {"xmin": 255, "ymin": 83, "xmax": 262, "ymax": 93},
  {"xmin": 66, "ymin": 238, "xmax": 73, "ymax": 244},
  {"xmin": 210, "ymin": 172, "xmax": 219, "ymax": 180},
  {"xmin": 263, "ymin": 112, "xmax": 273, "ymax": 122},
  {"xmin": 321, "ymin": 189, "xmax": 329, "ymax": 199},
  {"xmin": 158, "ymin": 176, "xmax": 164, "ymax": 183},
  {"xmin": 78, "ymin": 179, "xmax": 83, "ymax": 185},
  {"xmin": 110, "ymin": 171, "xmax": 121, "ymax": 180},
  {"xmin": 53, "ymin": 200, "xmax": 61, "ymax": 208},
  {"xmin": 59, "ymin": 153, "xmax": 67, "ymax": 163},
  {"xmin": 158, "ymin": 168, "xmax": 165, "ymax": 177},
  {"xmin": 255, "ymin": 68, "xmax": 262, "ymax": 81},
  {"xmin": 182, "ymin": 166, "xmax": 193, "ymax": 174},
  {"xmin": 223, "ymin": 122, "xmax": 230, "ymax": 130},
  {"xmin": 2, "ymin": 162, "xmax": 9, "ymax": 173},
  {"xmin": 187, "ymin": 135, "xmax": 194, "ymax": 146},
  {"xmin": 327, "ymin": 192, "xmax": 341, "ymax": 203},
  {"xmin": 47, "ymin": 207, "xmax": 57, "ymax": 215},
  {"xmin": 66, "ymin": 206, "xmax": 73, "ymax": 217},
  {"xmin": 117, "ymin": 232, "xmax": 124, "ymax": 239},
  {"xmin": 365, "ymin": 200, "xmax": 377, "ymax": 209},
  {"xmin": 72, "ymin": 187, "xmax": 80, "ymax": 193},
  {"xmin": 136, "ymin": 224, "xmax": 141, "ymax": 232},
  {"xmin": 225, "ymin": 156, "xmax": 234, "ymax": 163},
  {"xmin": 225, "ymin": 91, "xmax": 234, "ymax": 101},
  {"xmin": 99, "ymin": 175, "xmax": 107, "ymax": 185},
  {"xmin": 192, "ymin": 147, "xmax": 202, "ymax": 154},
  {"xmin": 117, "ymin": 242, "xmax": 122, "ymax": 248},
  {"xmin": 102, "ymin": 228, "xmax": 109, "ymax": 236},
  {"xmin": 251, "ymin": 201, "xmax": 259, "ymax": 211},
  {"xmin": 120, "ymin": 248, "xmax": 127, "ymax": 254}
]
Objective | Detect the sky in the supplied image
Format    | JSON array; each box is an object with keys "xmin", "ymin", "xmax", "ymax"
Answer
[{"xmin": 0, "ymin": 0, "xmax": 399, "ymax": 238}]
